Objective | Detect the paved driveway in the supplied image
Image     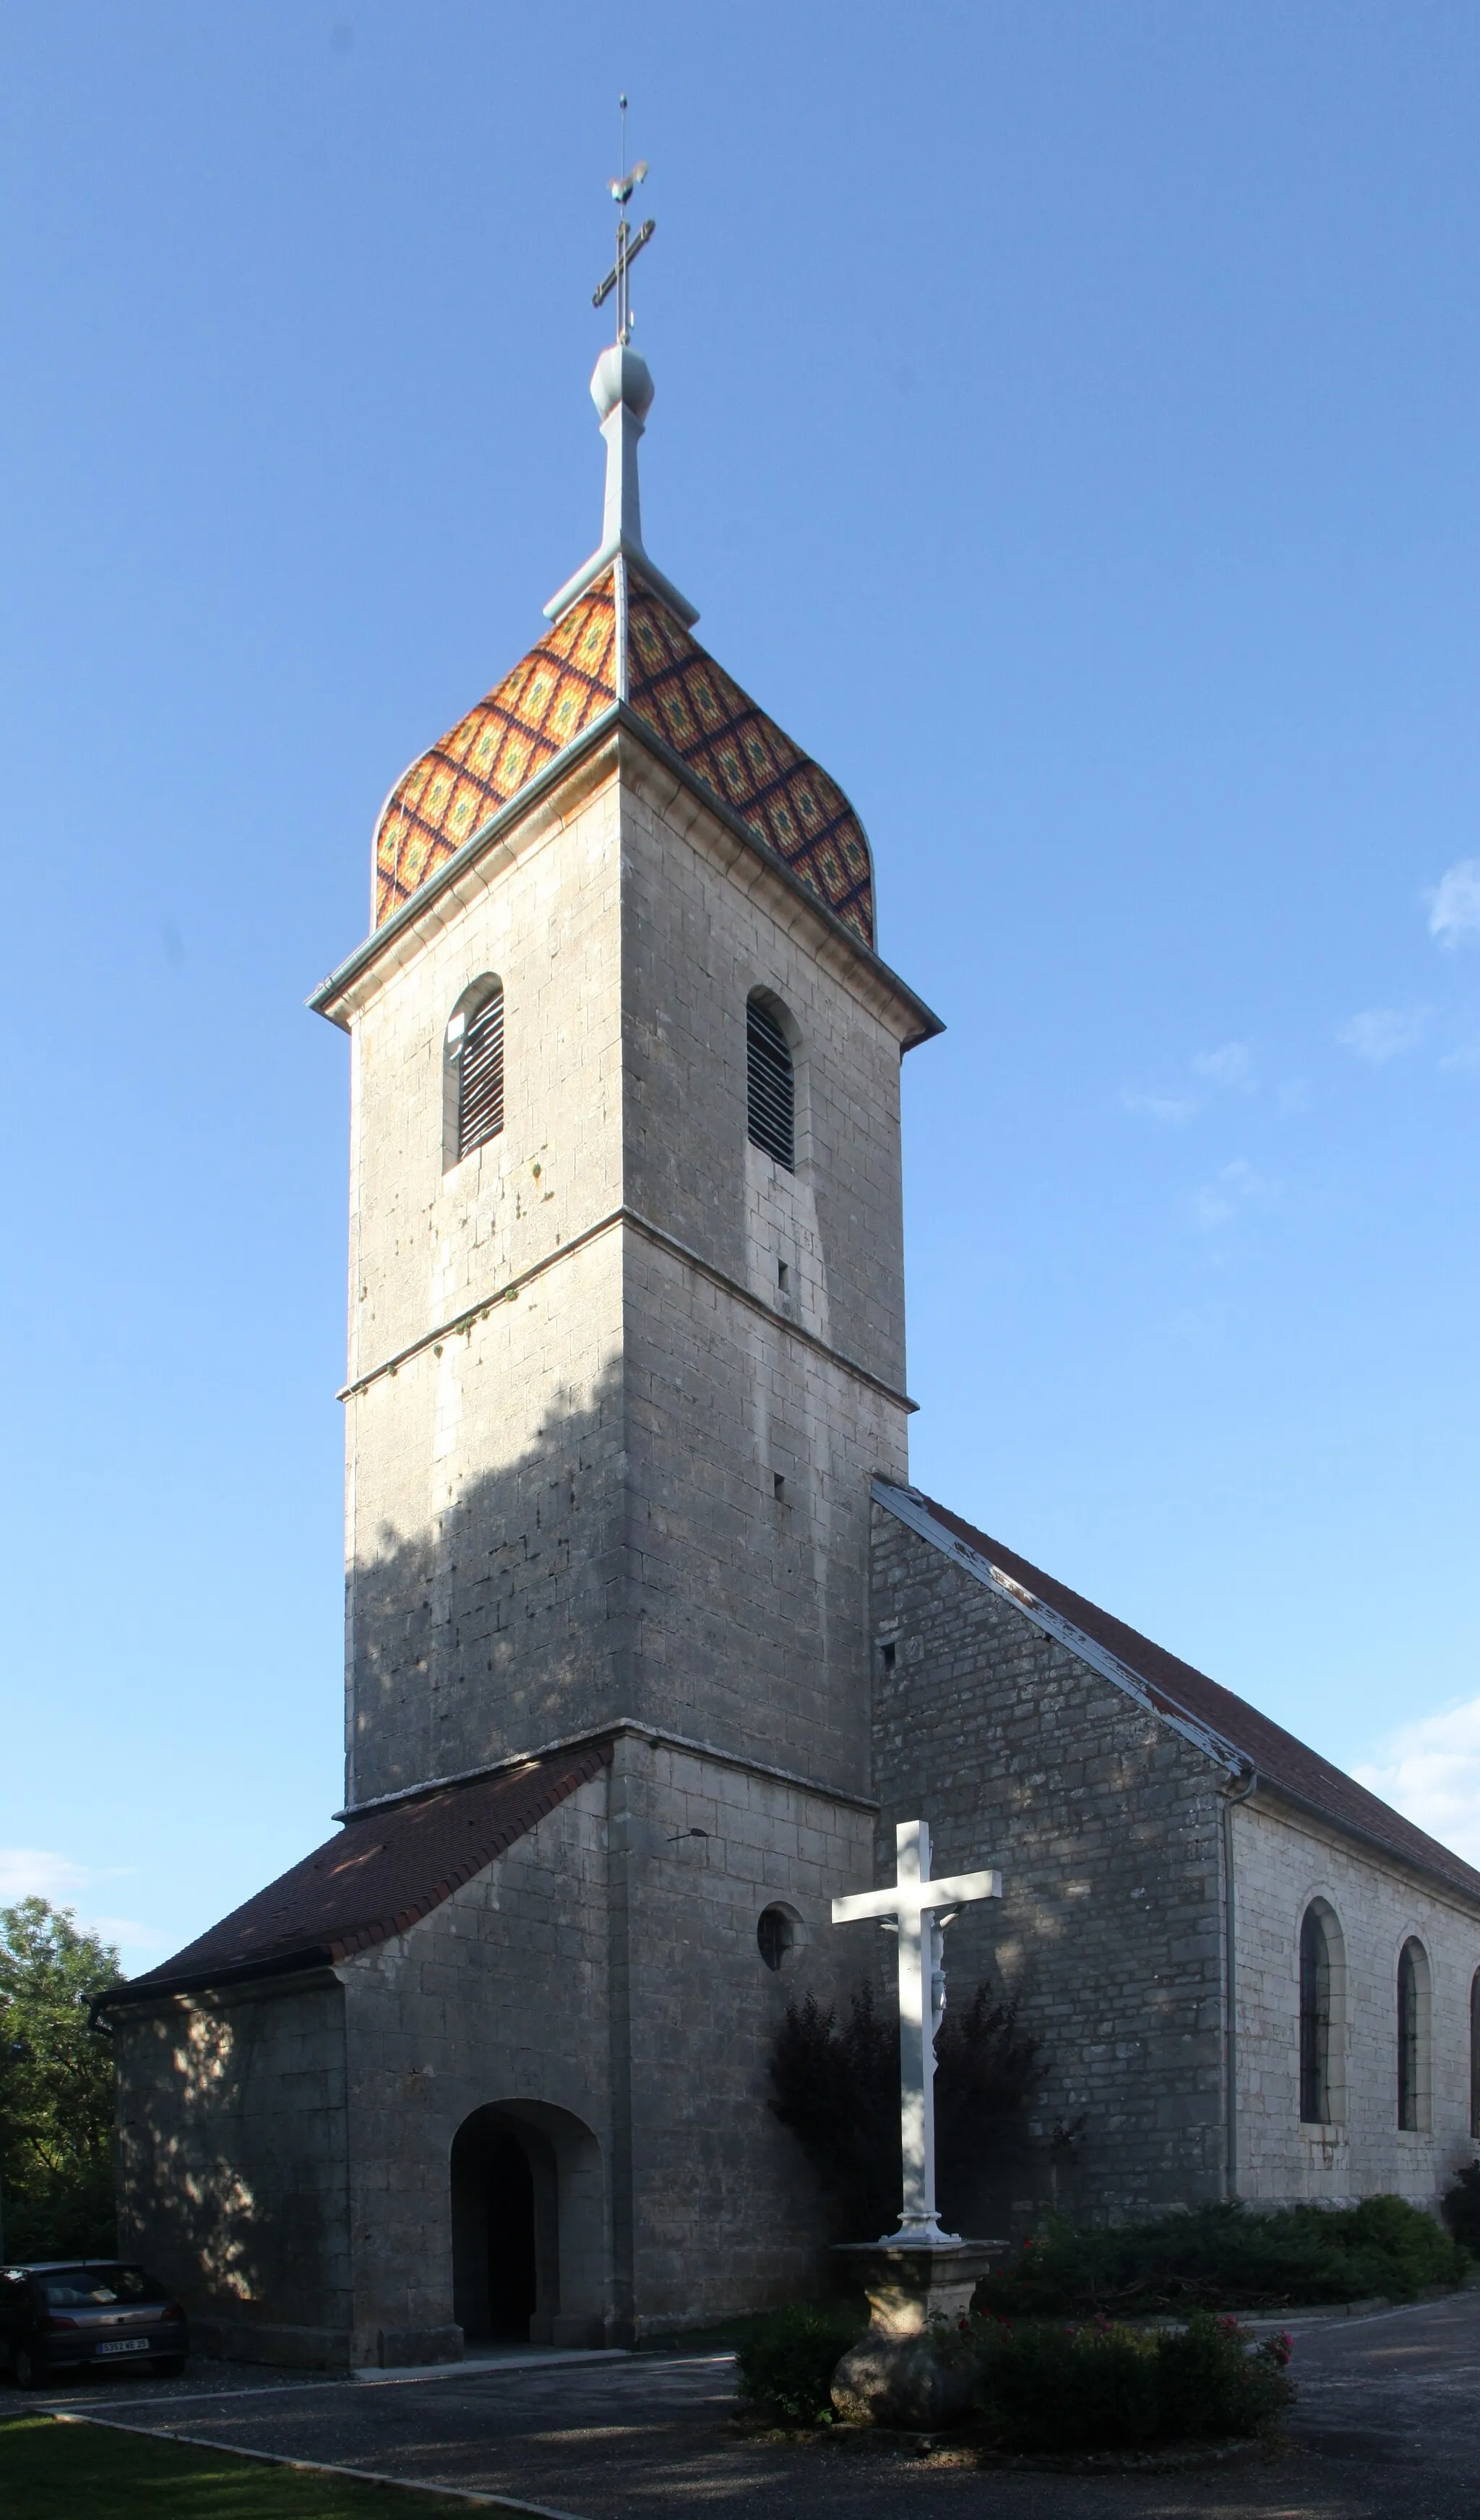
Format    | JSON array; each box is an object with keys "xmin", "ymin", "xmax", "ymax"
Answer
[{"xmin": 30, "ymin": 2289, "xmax": 1480, "ymax": 2519}]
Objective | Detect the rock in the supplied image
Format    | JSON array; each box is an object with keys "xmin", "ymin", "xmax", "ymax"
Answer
[{"xmin": 831, "ymin": 2329, "xmax": 974, "ymax": 2427}]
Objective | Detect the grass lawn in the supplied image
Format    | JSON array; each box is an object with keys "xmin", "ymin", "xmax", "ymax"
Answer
[{"xmin": 0, "ymin": 2409, "xmax": 489, "ymax": 2518}]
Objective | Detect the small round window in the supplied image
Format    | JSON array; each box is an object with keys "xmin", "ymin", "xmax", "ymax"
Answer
[{"xmin": 757, "ymin": 1904, "xmax": 804, "ymax": 1972}]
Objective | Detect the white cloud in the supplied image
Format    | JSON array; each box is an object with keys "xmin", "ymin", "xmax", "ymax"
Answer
[
  {"xmin": 0, "ymin": 1848, "xmax": 91, "ymax": 1902},
  {"xmin": 1427, "ymin": 858, "xmax": 1480, "ymax": 948},
  {"xmin": 1192, "ymin": 1042, "xmax": 1255, "ymax": 1091},
  {"xmin": 1439, "ymin": 1038, "xmax": 1480, "ymax": 1073},
  {"xmin": 1119, "ymin": 1089, "xmax": 1200, "ymax": 1127},
  {"xmin": 1336, "ymin": 1006, "xmax": 1427, "ymax": 1066},
  {"xmin": 85, "ymin": 1916, "xmax": 166, "ymax": 1953},
  {"xmin": 1356, "ymin": 1698, "xmax": 1480, "ymax": 1868},
  {"xmin": 0, "ymin": 1849, "xmax": 164, "ymax": 1968},
  {"xmin": 1189, "ymin": 1157, "xmax": 1278, "ymax": 1233},
  {"xmin": 1122, "ymin": 1042, "xmax": 1258, "ymax": 1130}
]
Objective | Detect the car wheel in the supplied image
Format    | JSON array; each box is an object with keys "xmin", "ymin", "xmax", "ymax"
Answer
[
  {"xmin": 152, "ymin": 2356, "xmax": 186, "ymax": 2378},
  {"xmin": 12, "ymin": 2344, "xmax": 43, "ymax": 2390}
]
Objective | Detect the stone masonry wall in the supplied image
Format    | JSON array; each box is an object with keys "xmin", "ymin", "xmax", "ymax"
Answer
[
  {"xmin": 615, "ymin": 1733, "xmax": 876, "ymax": 2333},
  {"xmin": 1233, "ymin": 1793, "xmax": 1480, "ymax": 2210},
  {"xmin": 341, "ymin": 1770, "xmax": 614, "ymax": 2365},
  {"xmin": 343, "ymin": 754, "xmax": 629, "ymax": 1806},
  {"xmin": 112, "ymin": 1973, "xmax": 352, "ymax": 2367},
  {"xmin": 870, "ymin": 1502, "xmax": 1229, "ymax": 2228},
  {"xmin": 619, "ymin": 748, "xmax": 911, "ymax": 1391},
  {"xmin": 338, "ymin": 1745, "xmax": 877, "ymax": 2353},
  {"xmin": 337, "ymin": 734, "xmax": 922, "ymax": 1807}
]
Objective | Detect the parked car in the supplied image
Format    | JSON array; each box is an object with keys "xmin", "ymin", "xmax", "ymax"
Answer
[{"xmin": 0, "ymin": 2261, "xmax": 188, "ymax": 2387}]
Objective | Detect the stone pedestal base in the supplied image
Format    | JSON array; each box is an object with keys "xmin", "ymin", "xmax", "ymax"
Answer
[{"xmin": 830, "ymin": 2239, "xmax": 1004, "ymax": 2428}]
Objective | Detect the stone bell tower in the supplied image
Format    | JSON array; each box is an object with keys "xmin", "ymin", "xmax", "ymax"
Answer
[
  {"xmin": 311, "ymin": 338, "xmax": 941, "ymax": 1821},
  {"xmin": 106, "ymin": 261, "xmax": 944, "ymax": 2367}
]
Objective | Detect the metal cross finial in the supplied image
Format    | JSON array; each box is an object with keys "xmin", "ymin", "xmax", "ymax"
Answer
[{"xmin": 592, "ymin": 92, "xmax": 655, "ymax": 343}]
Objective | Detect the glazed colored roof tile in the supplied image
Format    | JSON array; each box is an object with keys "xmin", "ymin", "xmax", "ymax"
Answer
[
  {"xmin": 372, "ymin": 569, "xmax": 874, "ymax": 948},
  {"xmin": 907, "ymin": 1491, "xmax": 1480, "ymax": 1906},
  {"xmin": 103, "ymin": 1741, "xmax": 613, "ymax": 2003}
]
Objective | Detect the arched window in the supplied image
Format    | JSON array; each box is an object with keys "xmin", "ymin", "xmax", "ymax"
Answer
[
  {"xmin": 1398, "ymin": 1937, "xmax": 1432, "ymax": 2132},
  {"xmin": 747, "ymin": 993, "xmax": 794, "ymax": 1170},
  {"xmin": 1471, "ymin": 1971, "xmax": 1480, "ymax": 2140},
  {"xmin": 444, "ymin": 979, "xmax": 504, "ymax": 1169},
  {"xmin": 1299, "ymin": 1903, "xmax": 1333, "ymax": 2124},
  {"xmin": 756, "ymin": 1903, "xmax": 805, "ymax": 1971}
]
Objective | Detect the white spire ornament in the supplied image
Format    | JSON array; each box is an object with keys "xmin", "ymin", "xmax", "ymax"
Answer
[{"xmin": 545, "ymin": 98, "xmax": 698, "ymax": 630}]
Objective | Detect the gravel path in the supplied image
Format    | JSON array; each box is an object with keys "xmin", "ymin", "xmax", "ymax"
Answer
[{"xmin": 27, "ymin": 2289, "xmax": 1480, "ymax": 2519}]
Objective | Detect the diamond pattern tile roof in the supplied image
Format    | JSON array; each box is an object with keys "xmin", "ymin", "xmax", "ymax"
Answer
[{"xmin": 372, "ymin": 570, "xmax": 875, "ymax": 948}]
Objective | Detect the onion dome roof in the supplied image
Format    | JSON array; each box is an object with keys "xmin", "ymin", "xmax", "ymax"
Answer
[{"xmin": 372, "ymin": 567, "xmax": 876, "ymax": 949}]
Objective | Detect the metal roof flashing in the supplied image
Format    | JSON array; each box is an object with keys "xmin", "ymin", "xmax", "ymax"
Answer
[
  {"xmin": 873, "ymin": 1480, "xmax": 1249, "ymax": 1776},
  {"xmin": 872, "ymin": 1480, "xmax": 1480, "ymax": 1910}
]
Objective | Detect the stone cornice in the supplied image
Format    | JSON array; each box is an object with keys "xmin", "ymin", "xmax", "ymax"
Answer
[
  {"xmin": 308, "ymin": 709, "xmax": 943, "ymax": 1053},
  {"xmin": 336, "ymin": 1201, "xmax": 914, "ymax": 1415}
]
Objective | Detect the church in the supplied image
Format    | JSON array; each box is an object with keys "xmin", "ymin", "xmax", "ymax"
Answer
[{"xmin": 102, "ymin": 280, "xmax": 1480, "ymax": 2371}]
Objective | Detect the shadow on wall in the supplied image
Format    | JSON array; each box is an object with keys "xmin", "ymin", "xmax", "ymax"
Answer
[
  {"xmin": 348, "ymin": 1330, "xmax": 835, "ymax": 1804},
  {"xmin": 350, "ymin": 1354, "xmax": 627, "ymax": 1804},
  {"xmin": 112, "ymin": 1981, "xmax": 352, "ymax": 2365}
]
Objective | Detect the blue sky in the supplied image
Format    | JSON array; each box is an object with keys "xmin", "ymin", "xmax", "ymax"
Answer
[{"xmin": 1, "ymin": 2, "xmax": 1477, "ymax": 1972}]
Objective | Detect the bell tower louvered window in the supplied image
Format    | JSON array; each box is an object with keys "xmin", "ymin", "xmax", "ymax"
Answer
[
  {"xmin": 458, "ymin": 989, "xmax": 504, "ymax": 1157},
  {"xmin": 444, "ymin": 980, "xmax": 505, "ymax": 1170},
  {"xmin": 747, "ymin": 995, "xmax": 794, "ymax": 1170}
]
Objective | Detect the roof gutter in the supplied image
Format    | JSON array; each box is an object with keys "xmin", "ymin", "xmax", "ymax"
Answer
[{"xmin": 91, "ymin": 1947, "xmax": 338, "ymax": 2018}]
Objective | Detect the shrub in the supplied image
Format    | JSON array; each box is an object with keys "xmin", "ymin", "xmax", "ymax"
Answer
[
  {"xmin": 1441, "ymin": 2161, "xmax": 1480, "ymax": 2255},
  {"xmin": 767, "ymin": 1989, "xmax": 899, "ymax": 2240},
  {"xmin": 971, "ymin": 2311, "xmax": 1294, "ymax": 2453},
  {"xmin": 768, "ymin": 1979, "xmax": 1038, "ymax": 2240},
  {"xmin": 734, "ymin": 2302, "xmax": 866, "ymax": 2425},
  {"xmin": 977, "ymin": 2195, "xmax": 1465, "ymax": 2318}
]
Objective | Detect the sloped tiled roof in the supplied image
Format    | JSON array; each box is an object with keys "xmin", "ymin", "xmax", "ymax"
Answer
[
  {"xmin": 372, "ymin": 568, "xmax": 875, "ymax": 948},
  {"xmin": 906, "ymin": 1492, "xmax": 1480, "ymax": 1906},
  {"xmin": 102, "ymin": 1741, "xmax": 613, "ymax": 2005}
]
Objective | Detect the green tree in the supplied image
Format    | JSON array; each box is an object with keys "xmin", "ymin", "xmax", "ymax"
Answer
[{"xmin": 0, "ymin": 1898, "xmax": 121, "ymax": 2259}]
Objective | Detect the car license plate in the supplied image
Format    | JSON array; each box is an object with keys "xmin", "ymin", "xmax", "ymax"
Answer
[{"xmin": 96, "ymin": 2338, "xmax": 152, "ymax": 2356}]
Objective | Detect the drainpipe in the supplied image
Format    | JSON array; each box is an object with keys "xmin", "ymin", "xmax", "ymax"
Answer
[{"xmin": 1222, "ymin": 1767, "xmax": 1257, "ymax": 2201}]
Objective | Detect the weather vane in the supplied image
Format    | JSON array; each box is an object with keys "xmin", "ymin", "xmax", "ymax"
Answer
[{"xmin": 592, "ymin": 92, "xmax": 654, "ymax": 345}]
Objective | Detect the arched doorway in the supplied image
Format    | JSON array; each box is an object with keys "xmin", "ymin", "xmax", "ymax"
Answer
[
  {"xmin": 449, "ymin": 2101, "xmax": 604, "ymax": 2349},
  {"xmin": 451, "ymin": 2111, "xmax": 550, "ymax": 2342}
]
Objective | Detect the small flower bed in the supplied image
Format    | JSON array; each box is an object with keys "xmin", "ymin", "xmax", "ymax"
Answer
[
  {"xmin": 969, "ymin": 2310, "xmax": 1294, "ymax": 2454},
  {"xmin": 733, "ymin": 2299, "xmax": 1294, "ymax": 2448}
]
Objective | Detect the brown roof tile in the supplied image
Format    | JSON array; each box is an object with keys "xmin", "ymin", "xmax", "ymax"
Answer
[
  {"xmin": 914, "ymin": 1493, "xmax": 1480, "ymax": 1906},
  {"xmin": 106, "ymin": 1741, "xmax": 613, "ymax": 2003}
]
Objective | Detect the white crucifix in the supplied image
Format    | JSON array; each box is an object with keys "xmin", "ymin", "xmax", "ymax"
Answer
[{"xmin": 832, "ymin": 1820, "xmax": 1002, "ymax": 2246}]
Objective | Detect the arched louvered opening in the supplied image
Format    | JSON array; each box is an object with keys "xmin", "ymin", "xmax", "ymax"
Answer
[
  {"xmin": 1299, "ymin": 1903, "xmax": 1334, "ymax": 2125},
  {"xmin": 1398, "ymin": 1937, "xmax": 1432, "ymax": 2132},
  {"xmin": 444, "ymin": 979, "xmax": 504, "ymax": 1170},
  {"xmin": 747, "ymin": 993, "xmax": 795, "ymax": 1170}
]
